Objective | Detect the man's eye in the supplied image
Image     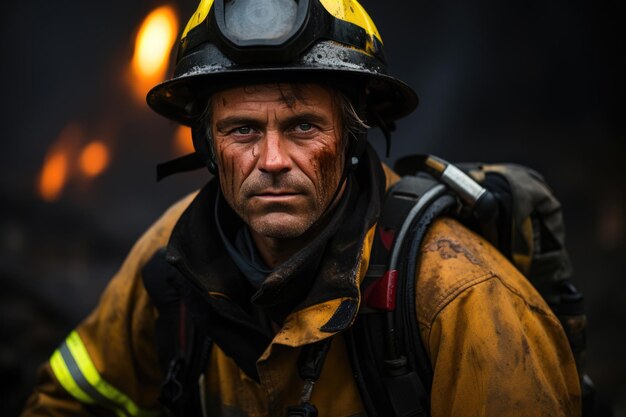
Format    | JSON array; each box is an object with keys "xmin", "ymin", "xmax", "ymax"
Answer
[
  {"xmin": 236, "ymin": 126, "xmax": 253, "ymax": 135},
  {"xmin": 296, "ymin": 123, "xmax": 313, "ymax": 132}
]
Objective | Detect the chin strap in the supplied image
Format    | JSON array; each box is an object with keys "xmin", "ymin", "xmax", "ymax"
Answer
[
  {"xmin": 156, "ymin": 153, "xmax": 207, "ymax": 182},
  {"xmin": 369, "ymin": 110, "xmax": 395, "ymax": 158}
]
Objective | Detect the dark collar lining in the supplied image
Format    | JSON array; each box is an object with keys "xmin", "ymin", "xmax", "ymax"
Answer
[{"xmin": 215, "ymin": 193, "xmax": 272, "ymax": 290}]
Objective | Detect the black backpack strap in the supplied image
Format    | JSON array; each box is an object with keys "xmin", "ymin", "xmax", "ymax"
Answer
[
  {"xmin": 394, "ymin": 193, "xmax": 457, "ymax": 388},
  {"xmin": 349, "ymin": 175, "xmax": 459, "ymax": 417},
  {"xmin": 142, "ymin": 248, "xmax": 213, "ymax": 416}
]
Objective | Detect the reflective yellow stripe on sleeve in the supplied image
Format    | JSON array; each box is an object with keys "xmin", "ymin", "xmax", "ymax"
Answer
[
  {"xmin": 50, "ymin": 331, "xmax": 161, "ymax": 417},
  {"xmin": 50, "ymin": 349, "xmax": 95, "ymax": 404}
]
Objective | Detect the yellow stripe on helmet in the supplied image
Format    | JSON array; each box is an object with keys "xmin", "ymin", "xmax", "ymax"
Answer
[
  {"xmin": 182, "ymin": 0, "xmax": 215, "ymax": 40},
  {"xmin": 319, "ymin": 0, "xmax": 383, "ymax": 43},
  {"xmin": 181, "ymin": 0, "xmax": 383, "ymax": 46},
  {"xmin": 50, "ymin": 331, "xmax": 160, "ymax": 417}
]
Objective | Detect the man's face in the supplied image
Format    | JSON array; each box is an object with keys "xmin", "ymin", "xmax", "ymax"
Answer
[{"xmin": 211, "ymin": 83, "xmax": 345, "ymax": 240}]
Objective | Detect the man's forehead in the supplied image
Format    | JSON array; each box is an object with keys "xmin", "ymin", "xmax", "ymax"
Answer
[{"xmin": 212, "ymin": 83, "xmax": 335, "ymax": 109}]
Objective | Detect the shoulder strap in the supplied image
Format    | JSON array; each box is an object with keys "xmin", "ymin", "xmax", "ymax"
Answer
[
  {"xmin": 142, "ymin": 248, "xmax": 213, "ymax": 416},
  {"xmin": 348, "ymin": 174, "xmax": 459, "ymax": 417}
]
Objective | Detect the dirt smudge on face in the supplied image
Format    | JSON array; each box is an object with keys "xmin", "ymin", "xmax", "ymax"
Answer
[
  {"xmin": 424, "ymin": 238, "xmax": 481, "ymax": 265},
  {"xmin": 276, "ymin": 83, "xmax": 307, "ymax": 109},
  {"xmin": 313, "ymin": 142, "xmax": 342, "ymax": 207},
  {"xmin": 215, "ymin": 141, "xmax": 237, "ymax": 205}
]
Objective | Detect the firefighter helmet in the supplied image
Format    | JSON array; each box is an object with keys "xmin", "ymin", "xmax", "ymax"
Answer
[{"xmin": 147, "ymin": 0, "xmax": 418, "ymax": 128}]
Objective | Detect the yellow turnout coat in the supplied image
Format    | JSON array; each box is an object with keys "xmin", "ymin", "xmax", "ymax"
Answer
[{"xmin": 23, "ymin": 164, "xmax": 581, "ymax": 417}]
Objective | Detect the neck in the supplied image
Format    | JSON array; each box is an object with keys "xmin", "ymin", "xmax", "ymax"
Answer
[{"xmin": 250, "ymin": 229, "xmax": 315, "ymax": 269}]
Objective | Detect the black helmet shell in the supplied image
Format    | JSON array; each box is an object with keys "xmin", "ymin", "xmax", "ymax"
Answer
[{"xmin": 147, "ymin": 0, "xmax": 418, "ymax": 127}]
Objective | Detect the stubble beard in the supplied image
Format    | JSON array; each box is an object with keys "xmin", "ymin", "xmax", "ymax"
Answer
[
  {"xmin": 231, "ymin": 172, "xmax": 327, "ymax": 240},
  {"xmin": 247, "ymin": 212, "xmax": 317, "ymax": 240}
]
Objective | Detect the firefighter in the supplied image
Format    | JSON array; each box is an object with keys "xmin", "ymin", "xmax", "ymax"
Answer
[{"xmin": 22, "ymin": 0, "xmax": 581, "ymax": 416}]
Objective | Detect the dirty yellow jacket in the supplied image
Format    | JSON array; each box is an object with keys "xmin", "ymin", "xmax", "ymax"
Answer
[{"xmin": 22, "ymin": 163, "xmax": 581, "ymax": 417}]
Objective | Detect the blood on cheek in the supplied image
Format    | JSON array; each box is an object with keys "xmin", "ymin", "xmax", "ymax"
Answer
[{"xmin": 311, "ymin": 142, "xmax": 342, "ymax": 204}]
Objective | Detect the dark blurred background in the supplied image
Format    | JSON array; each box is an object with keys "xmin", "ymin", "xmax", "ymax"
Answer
[{"xmin": 1, "ymin": 0, "xmax": 624, "ymax": 415}]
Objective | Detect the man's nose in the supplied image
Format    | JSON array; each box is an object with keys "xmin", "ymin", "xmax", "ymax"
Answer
[{"xmin": 257, "ymin": 130, "xmax": 291, "ymax": 174}]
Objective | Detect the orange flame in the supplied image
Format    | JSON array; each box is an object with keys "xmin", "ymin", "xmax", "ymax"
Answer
[
  {"xmin": 79, "ymin": 141, "xmax": 110, "ymax": 178},
  {"xmin": 174, "ymin": 125, "xmax": 195, "ymax": 154},
  {"xmin": 39, "ymin": 151, "xmax": 69, "ymax": 202},
  {"xmin": 38, "ymin": 124, "xmax": 82, "ymax": 201},
  {"xmin": 130, "ymin": 6, "xmax": 179, "ymax": 103},
  {"xmin": 38, "ymin": 125, "xmax": 114, "ymax": 201}
]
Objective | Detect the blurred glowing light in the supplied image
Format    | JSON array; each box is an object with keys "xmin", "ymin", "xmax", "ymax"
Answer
[
  {"xmin": 38, "ymin": 124, "xmax": 82, "ymax": 201},
  {"xmin": 174, "ymin": 125, "xmax": 195, "ymax": 154},
  {"xmin": 79, "ymin": 141, "xmax": 110, "ymax": 178},
  {"xmin": 130, "ymin": 6, "xmax": 179, "ymax": 102},
  {"xmin": 39, "ymin": 151, "xmax": 69, "ymax": 202}
]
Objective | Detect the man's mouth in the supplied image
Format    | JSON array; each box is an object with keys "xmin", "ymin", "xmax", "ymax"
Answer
[{"xmin": 252, "ymin": 190, "xmax": 302, "ymax": 200}]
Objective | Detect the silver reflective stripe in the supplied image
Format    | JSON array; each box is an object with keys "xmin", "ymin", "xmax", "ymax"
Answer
[{"xmin": 58, "ymin": 341, "xmax": 128, "ymax": 417}]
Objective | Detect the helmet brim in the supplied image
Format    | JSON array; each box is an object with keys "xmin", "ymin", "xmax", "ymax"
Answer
[{"xmin": 147, "ymin": 64, "xmax": 417, "ymax": 128}]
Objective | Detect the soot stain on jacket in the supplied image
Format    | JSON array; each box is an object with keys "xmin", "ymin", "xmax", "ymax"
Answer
[{"xmin": 424, "ymin": 238, "xmax": 481, "ymax": 265}]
